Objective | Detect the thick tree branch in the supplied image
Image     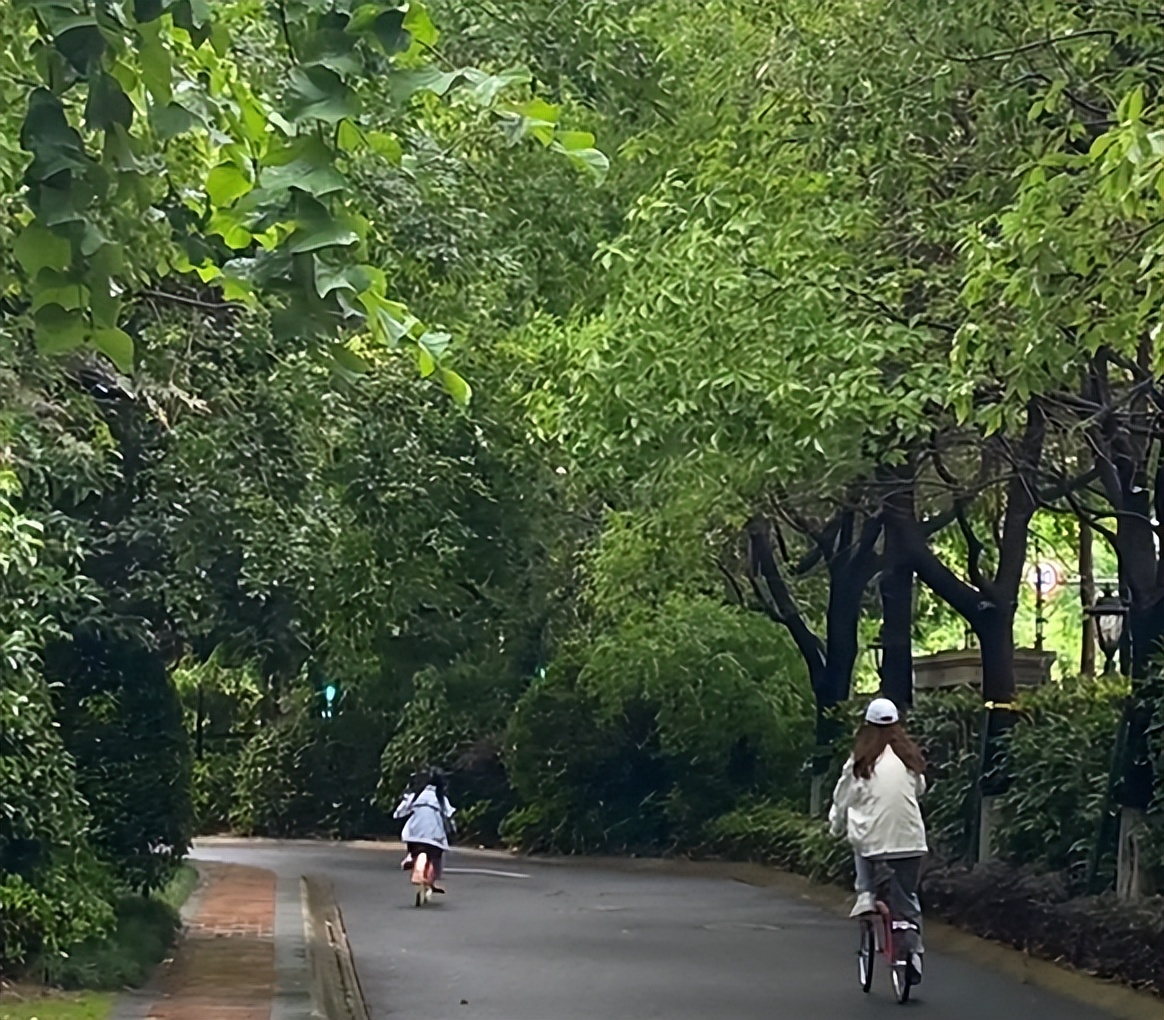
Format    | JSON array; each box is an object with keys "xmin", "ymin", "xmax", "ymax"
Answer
[{"xmin": 747, "ymin": 518, "xmax": 827, "ymax": 686}]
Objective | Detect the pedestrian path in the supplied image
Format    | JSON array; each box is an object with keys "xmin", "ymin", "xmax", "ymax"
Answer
[{"xmin": 145, "ymin": 863, "xmax": 276, "ymax": 1020}]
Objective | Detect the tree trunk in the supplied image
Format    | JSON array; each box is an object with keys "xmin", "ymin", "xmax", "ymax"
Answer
[
  {"xmin": 976, "ymin": 606, "xmax": 1017, "ymax": 708},
  {"xmin": 747, "ymin": 515, "xmax": 880, "ymax": 817},
  {"xmin": 1079, "ymin": 521, "xmax": 1096, "ymax": 677},
  {"xmin": 879, "ymin": 560, "xmax": 914, "ymax": 711}
]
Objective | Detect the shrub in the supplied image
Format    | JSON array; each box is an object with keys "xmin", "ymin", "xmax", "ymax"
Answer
[
  {"xmin": 191, "ymin": 751, "xmax": 239, "ymax": 834},
  {"xmin": 0, "ymin": 669, "xmax": 115, "ymax": 971},
  {"xmin": 900, "ymin": 679, "xmax": 1128, "ymax": 877},
  {"xmin": 377, "ymin": 661, "xmax": 522, "ymax": 845},
  {"xmin": 231, "ymin": 704, "xmax": 388, "ymax": 839},
  {"xmin": 923, "ymin": 863, "xmax": 1164, "ymax": 995},
  {"xmin": 39, "ymin": 894, "xmax": 182, "ymax": 991},
  {"xmin": 995, "ymin": 676, "xmax": 1126, "ymax": 879},
  {"xmin": 377, "ymin": 666, "xmax": 471, "ymax": 803},
  {"xmin": 45, "ymin": 631, "xmax": 193, "ymax": 893},
  {"xmin": 701, "ymin": 800, "xmax": 852, "ymax": 885},
  {"xmin": 907, "ymin": 687, "xmax": 983, "ymax": 860},
  {"xmin": 502, "ymin": 597, "xmax": 814, "ymax": 853}
]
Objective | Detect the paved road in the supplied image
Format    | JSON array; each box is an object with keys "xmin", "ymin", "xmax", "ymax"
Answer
[{"xmin": 193, "ymin": 841, "xmax": 1115, "ymax": 1020}]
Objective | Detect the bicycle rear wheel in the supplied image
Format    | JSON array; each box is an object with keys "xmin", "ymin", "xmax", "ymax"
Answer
[
  {"xmin": 857, "ymin": 921, "xmax": 875, "ymax": 993},
  {"xmin": 891, "ymin": 963, "xmax": 911, "ymax": 1004}
]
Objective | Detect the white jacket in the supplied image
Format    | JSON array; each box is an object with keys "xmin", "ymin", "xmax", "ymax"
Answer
[
  {"xmin": 394, "ymin": 786, "xmax": 457, "ymax": 851},
  {"xmin": 828, "ymin": 747, "xmax": 927, "ymax": 858}
]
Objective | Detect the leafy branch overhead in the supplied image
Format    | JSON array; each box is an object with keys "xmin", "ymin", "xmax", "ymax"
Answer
[{"xmin": 6, "ymin": 0, "xmax": 608, "ymax": 401}]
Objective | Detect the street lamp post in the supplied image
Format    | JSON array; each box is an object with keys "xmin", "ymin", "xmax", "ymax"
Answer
[{"xmin": 1083, "ymin": 586, "xmax": 1128, "ymax": 674}]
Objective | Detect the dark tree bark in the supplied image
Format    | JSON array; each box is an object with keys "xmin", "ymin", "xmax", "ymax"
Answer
[
  {"xmin": 888, "ymin": 401, "xmax": 1046, "ymax": 707},
  {"xmin": 1079, "ymin": 520, "xmax": 1096, "ymax": 677},
  {"xmin": 746, "ymin": 510, "xmax": 882, "ymax": 813},
  {"xmin": 878, "ymin": 468, "xmax": 916, "ymax": 711},
  {"xmin": 1084, "ymin": 353, "xmax": 1164, "ymax": 819}
]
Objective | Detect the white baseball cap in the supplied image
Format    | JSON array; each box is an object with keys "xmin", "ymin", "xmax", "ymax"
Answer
[{"xmin": 865, "ymin": 697, "xmax": 900, "ymax": 726}]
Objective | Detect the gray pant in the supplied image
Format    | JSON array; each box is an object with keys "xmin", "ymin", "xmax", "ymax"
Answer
[{"xmin": 854, "ymin": 852, "xmax": 924, "ymax": 950}]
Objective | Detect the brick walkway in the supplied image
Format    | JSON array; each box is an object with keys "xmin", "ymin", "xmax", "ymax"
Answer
[{"xmin": 146, "ymin": 863, "xmax": 277, "ymax": 1020}]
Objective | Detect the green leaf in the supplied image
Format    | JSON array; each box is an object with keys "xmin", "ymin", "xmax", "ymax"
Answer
[
  {"xmin": 331, "ymin": 344, "xmax": 369, "ymax": 374},
  {"xmin": 14, "ymin": 224, "xmax": 71, "ymax": 279},
  {"xmin": 34, "ymin": 305, "xmax": 86, "ymax": 356},
  {"xmin": 417, "ymin": 330, "xmax": 451, "ymax": 359},
  {"xmin": 517, "ymin": 99, "xmax": 560, "ymax": 124},
  {"xmin": 462, "ymin": 66, "xmax": 531, "ymax": 108},
  {"xmin": 555, "ymin": 144, "xmax": 609, "ymax": 183},
  {"xmin": 138, "ymin": 22, "xmax": 173, "ymax": 102},
  {"xmin": 134, "ymin": 0, "xmax": 166, "ymax": 23},
  {"xmin": 336, "ymin": 119, "xmax": 364, "ymax": 153},
  {"xmin": 554, "ymin": 130, "xmax": 596, "ymax": 151},
  {"xmin": 285, "ymin": 64, "xmax": 361, "ymax": 124},
  {"xmin": 314, "ymin": 259, "xmax": 370, "ymax": 299},
  {"xmin": 206, "ymin": 162, "xmax": 252, "ymax": 206},
  {"xmin": 261, "ymin": 137, "xmax": 348, "ymax": 197},
  {"xmin": 366, "ymin": 131, "xmax": 403, "ymax": 163},
  {"xmin": 206, "ymin": 209, "xmax": 253, "ymax": 249},
  {"xmin": 30, "ymin": 269, "xmax": 87, "ymax": 312},
  {"xmin": 54, "ymin": 18, "xmax": 107, "ymax": 74},
  {"xmin": 505, "ymin": 98, "xmax": 560, "ymax": 146},
  {"xmin": 402, "ymin": 3, "xmax": 439, "ymax": 47},
  {"xmin": 91, "ymin": 327, "xmax": 135, "ymax": 374},
  {"xmin": 85, "ymin": 72, "xmax": 134, "ymax": 132},
  {"xmin": 287, "ymin": 210, "xmax": 360, "ymax": 254},
  {"xmin": 391, "ymin": 66, "xmax": 462, "ymax": 102},
  {"xmin": 171, "ymin": 0, "xmax": 212, "ymax": 46},
  {"xmin": 151, "ymin": 101, "xmax": 200, "ymax": 139},
  {"xmin": 370, "ymin": 9, "xmax": 411, "ymax": 55},
  {"xmin": 361, "ymin": 291, "xmax": 416, "ymax": 345},
  {"xmin": 20, "ymin": 89, "xmax": 91, "ymax": 183},
  {"xmin": 1123, "ymin": 85, "xmax": 1144, "ymax": 123},
  {"xmin": 89, "ymin": 275, "xmax": 122, "ymax": 329},
  {"xmin": 417, "ymin": 347, "xmax": 436, "ymax": 378},
  {"xmin": 439, "ymin": 367, "xmax": 471, "ymax": 406}
]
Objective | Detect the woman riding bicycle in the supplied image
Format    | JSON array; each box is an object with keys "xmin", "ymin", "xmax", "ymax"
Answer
[
  {"xmin": 829, "ymin": 698, "xmax": 927, "ymax": 973},
  {"xmin": 395, "ymin": 767, "xmax": 457, "ymax": 894}
]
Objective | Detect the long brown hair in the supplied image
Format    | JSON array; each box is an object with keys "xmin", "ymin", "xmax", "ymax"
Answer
[{"xmin": 852, "ymin": 721, "xmax": 925, "ymax": 780}]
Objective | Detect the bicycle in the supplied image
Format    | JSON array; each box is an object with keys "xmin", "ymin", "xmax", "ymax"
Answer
[
  {"xmin": 410, "ymin": 851, "xmax": 436, "ymax": 907},
  {"xmin": 856, "ymin": 895, "xmax": 920, "ymax": 1003}
]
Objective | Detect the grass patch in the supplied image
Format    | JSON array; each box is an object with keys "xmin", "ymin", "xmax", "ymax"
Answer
[
  {"xmin": 33, "ymin": 865, "xmax": 200, "ymax": 992},
  {"xmin": 0, "ymin": 988, "xmax": 114, "ymax": 1020}
]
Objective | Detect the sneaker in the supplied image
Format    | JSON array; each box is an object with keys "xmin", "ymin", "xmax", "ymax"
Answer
[
  {"xmin": 400, "ymin": 855, "xmax": 414, "ymax": 871},
  {"xmin": 432, "ymin": 884, "xmax": 446, "ymax": 894},
  {"xmin": 850, "ymin": 892, "xmax": 877, "ymax": 917}
]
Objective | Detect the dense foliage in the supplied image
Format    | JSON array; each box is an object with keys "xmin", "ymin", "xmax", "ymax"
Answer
[
  {"xmin": 1, "ymin": 0, "xmax": 1161, "ymax": 983},
  {"xmin": 502, "ymin": 597, "xmax": 813, "ymax": 852}
]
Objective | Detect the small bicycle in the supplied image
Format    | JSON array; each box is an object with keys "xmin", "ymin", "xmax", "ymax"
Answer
[
  {"xmin": 856, "ymin": 896, "xmax": 920, "ymax": 1003},
  {"xmin": 410, "ymin": 851, "xmax": 436, "ymax": 907}
]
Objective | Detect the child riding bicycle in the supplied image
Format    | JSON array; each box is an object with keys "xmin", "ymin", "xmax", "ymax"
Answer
[
  {"xmin": 829, "ymin": 698, "xmax": 927, "ymax": 977},
  {"xmin": 395, "ymin": 767, "xmax": 457, "ymax": 894}
]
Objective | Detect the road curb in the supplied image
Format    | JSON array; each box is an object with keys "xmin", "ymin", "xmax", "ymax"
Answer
[{"xmin": 302, "ymin": 875, "xmax": 369, "ymax": 1020}]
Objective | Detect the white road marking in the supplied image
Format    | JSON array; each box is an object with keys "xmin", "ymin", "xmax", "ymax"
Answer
[{"xmin": 444, "ymin": 867, "xmax": 530, "ymax": 879}]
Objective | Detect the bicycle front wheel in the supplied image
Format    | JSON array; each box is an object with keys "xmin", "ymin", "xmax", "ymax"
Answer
[{"xmin": 857, "ymin": 921, "xmax": 875, "ymax": 993}]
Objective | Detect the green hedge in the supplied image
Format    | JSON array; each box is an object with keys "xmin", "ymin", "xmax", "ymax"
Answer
[
  {"xmin": 191, "ymin": 751, "xmax": 239, "ymax": 834},
  {"xmin": 501, "ymin": 597, "xmax": 813, "ymax": 853},
  {"xmin": 0, "ymin": 669, "xmax": 115, "ymax": 971},
  {"xmin": 45, "ymin": 632, "xmax": 193, "ymax": 894},
  {"xmin": 231, "ymin": 705, "xmax": 388, "ymax": 839},
  {"xmin": 701, "ymin": 800, "xmax": 852, "ymax": 885}
]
